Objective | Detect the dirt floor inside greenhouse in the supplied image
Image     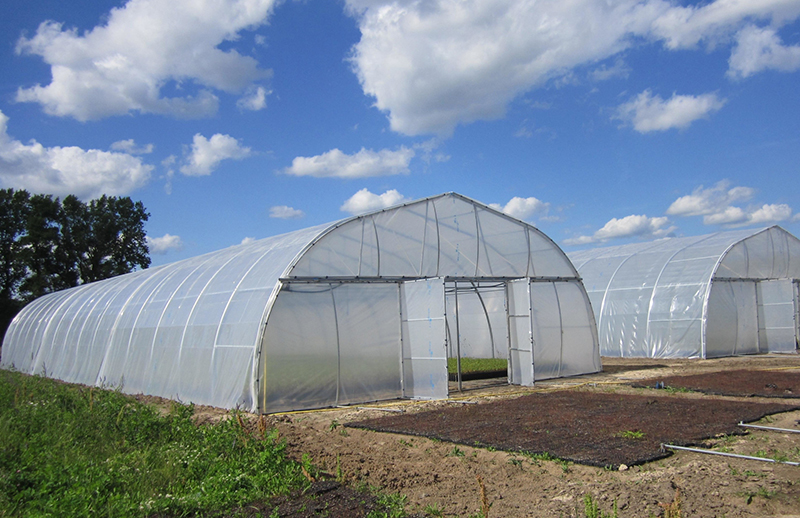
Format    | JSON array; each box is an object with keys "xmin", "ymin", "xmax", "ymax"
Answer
[{"xmin": 220, "ymin": 354, "xmax": 800, "ymax": 518}]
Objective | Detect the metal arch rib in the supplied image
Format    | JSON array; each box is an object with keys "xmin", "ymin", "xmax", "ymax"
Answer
[
  {"xmin": 419, "ymin": 201, "xmax": 429, "ymax": 276},
  {"xmin": 432, "ymin": 199, "xmax": 441, "ymax": 277},
  {"xmin": 473, "ymin": 205, "xmax": 481, "ymax": 277}
]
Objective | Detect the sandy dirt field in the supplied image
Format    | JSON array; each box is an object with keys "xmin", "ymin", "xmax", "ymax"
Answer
[{"xmin": 250, "ymin": 355, "xmax": 800, "ymax": 517}]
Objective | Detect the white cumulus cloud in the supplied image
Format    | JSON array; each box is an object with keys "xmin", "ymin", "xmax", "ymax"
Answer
[
  {"xmin": 666, "ymin": 181, "xmax": 754, "ymax": 217},
  {"xmin": 650, "ymin": 0, "xmax": 800, "ymax": 51},
  {"xmin": 728, "ymin": 25, "xmax": 800, "ymax": 79},
  {"xmin": 564, "ymin": 214, "xmax": 675, "ymax": 245},
  {"xmin": 0, "ymin": 109, "xmax": 151, "ymax": 199},
  {"xmin": 345, "ymin": 0, "xmax": 800, "ymax": 136},
  {"xmin": 269, "ymin": 205, "xmax": 305, "ymax": 219},
  {"xmin": 666, "ymin": 181, "xmax": 796, "ymax": 227},
  {"xmin": 110, "ymin": 139, "xmax": 153, "ymax": 155},
  {"xmin": 15, "ymin": 0, "xmax": 277, "ymax": 120},
  {"xmin": 489, "ymin": 196, "xmax": 550, "ymax": 221},
  {"xmin": 340, "ymin": 188, "xmax": 408, "ymax": 215},
  {"xmin": 747, "ymin": 203, "xmax": 794, "ymax": 225},
  {"xmin": 180, "ymin": 133, "xmax": 251, "ymax": 176},
  {"xmin": 146, "ymin": 233, "xmax": 184, "ymax": 255},
  {"xmin": 590, "ymin": 58, "xmax": 632, "ymax": 81},
  {"xmin": 615, "ymin": 90, "xmax": 726, "ymax": 132},
  {"xmin": 283, "ymin": 147, "xmax": 414, "ymax": 178},
  {"xmin": 347, "ymin": 0, "xmax": 662, "ymax": 136},
  {"xmin": 237, "ymin": 86, "xmax": 270, "ymax": 111}
]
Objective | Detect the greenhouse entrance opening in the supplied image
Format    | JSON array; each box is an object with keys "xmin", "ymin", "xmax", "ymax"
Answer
[
  {"xmin": 444, "ymin": 278, "xmax": 600, "ymax": 392},
  {"xmin": 446, "ymin": 281, "xmax": 511, "ymax": 392}
]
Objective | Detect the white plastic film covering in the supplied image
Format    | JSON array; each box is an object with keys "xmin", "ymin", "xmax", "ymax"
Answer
[
  {"xmin": 706, "ymin": 280, "xmax": 760, "ymax": 357},
  {"xmin": 757, "ymin": 280, "xmax": 797, "ymax": 353},
  {"xmin": 570, "ymin": 226, "xmax": 800, "ymax": 358},
  {"xmin": 260, "ymin": 283, "xmax": 402, "ymax": 413},
  {"xmin": 530, "ymin": 281, "xmax": 601, "ymax": 380},
  {"xmin": 718, "ymin": 227, "xmax": 800, "ymax": 279},
  {"xmin": 400, "ymin": 278, "xmax": 448, "ymax": 399},
  {"xmin": 290, "ymin": 194, "xmax": 576, "ymax": 279},
  {"xmin": 1, "ymin": 224, "xmax": 327, "ymax": 412}
]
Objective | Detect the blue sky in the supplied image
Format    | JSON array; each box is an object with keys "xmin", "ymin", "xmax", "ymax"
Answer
[{"xmin": 1, "ymin": 0, "xmax": 799, "ymax": 266}]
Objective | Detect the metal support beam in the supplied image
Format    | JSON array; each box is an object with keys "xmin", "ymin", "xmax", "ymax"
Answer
[
  {"xmin": 661, "ymin": 444, "xmax": 800, "ymax": 466},
  {"xmin": 739, "ymin": 422, "xmax": 800, "ymax": 434}
]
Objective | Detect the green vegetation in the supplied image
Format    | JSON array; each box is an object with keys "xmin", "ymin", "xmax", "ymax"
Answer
[
  {"xmin": 0, "ymin": 370, "xmax": 305, "ymax": 517},
  {"xmin": 0, "ymin": 369, "xmax": 309, "ymax": 516},
  {"xmin": 584, "ymin": 495, "xmax": 618, "ymax": 518},
  {"xmin": 617, "ymin": 430, "xmax": 646, "ymax": 440},
  {"xmin": 447, "ymin": 446, "xmax": 465, "ymax": 458},
  {"xmin": 447, "ymin": 357, "xmax": 507, "ymax": 375},
  {"xmin": 0, "ymin": 369, "xmax": 419, "ymax": 517},
  {"xmin": 422, "ymin": 502, "xmax": 444, "ymax": 517}
]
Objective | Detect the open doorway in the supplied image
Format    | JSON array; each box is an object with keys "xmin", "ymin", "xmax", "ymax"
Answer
[{"xmin": 445, "ymin": 281, "xmax": 509, "ymax": 392}]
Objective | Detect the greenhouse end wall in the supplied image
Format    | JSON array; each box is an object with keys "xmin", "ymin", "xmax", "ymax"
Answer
[{"xmin": 570, "ymin": 226, "xmax": 800, "ymax": 359}]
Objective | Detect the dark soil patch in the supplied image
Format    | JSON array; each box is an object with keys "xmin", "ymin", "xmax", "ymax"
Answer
[
  {"xmin": 631, "ymin": 369, "xmax": 800, "ymax": 397},
  {"xmin": 347, "ymin": 391, "xmax": 798, "ymax": 468}
]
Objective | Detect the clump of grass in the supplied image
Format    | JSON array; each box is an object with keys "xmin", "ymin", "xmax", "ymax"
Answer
[
  {"xmin": 0, "ymin": 369, "xmax": 308, "ymax": 517},
  {"xmin": 584, "ymin": 494, "xmax": 618, "ymax": 518},
  {"xmin": 617, "ymin": 429, "xmax": 645, "ymax": 440},
  {"xmin": 447, "ymin": 446, "xmax": 465, "ymax": 458},
  {"xmin": 423, "ymin": 502, "xmax": 444, "ymax": 517},
  {"xmin": 447, "ymin": 358, "xmax": 507, "ymax": 375}
]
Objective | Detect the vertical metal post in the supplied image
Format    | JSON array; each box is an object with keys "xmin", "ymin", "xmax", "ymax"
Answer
[
  {"xmin": 398, "ymin": 282, "xmax": 405, "ymax": 398},
  {"xmin": 330, "ymin": 284, "xmax": 341, "ymax": 405},
  {"xmin": 454, "ymin": 280, "xmax": 462, "ymax": 392},
  {"xmin": 505, "ymin": 281, "xmax": 512, "ymax": 383}
]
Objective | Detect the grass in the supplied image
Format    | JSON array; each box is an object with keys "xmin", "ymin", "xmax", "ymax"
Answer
[
  {"xmin": 0, "ymin": 369, "xmax": 415, "ymax": 518},
  {"xmin": 617, "ymin": 430, "xmax": 646, "ymax": 440},
  {"xmin": 0, "ymin": 369, "xmax": 310, "ymax": 517},
  {"xmin": 584, "ymin": 495, "xmax": 618, "ymax": 518},
  {"xmin": 447, "ymin": 357, "xmax": 507, "ymax": 375}
]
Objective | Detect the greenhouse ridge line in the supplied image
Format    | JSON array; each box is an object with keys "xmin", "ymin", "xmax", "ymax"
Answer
[{"xmin": 280, "ymin": 276, "xmax": 582, "ymax": 283}]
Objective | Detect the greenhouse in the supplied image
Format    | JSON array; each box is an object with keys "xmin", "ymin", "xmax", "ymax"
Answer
[
  {"xmin": 1, "ymin": 193, "xmax": 600, "ymax": 413},
  {"xmin": 569, "ymin": 226, "xmax": 800, "ymax": 359}
]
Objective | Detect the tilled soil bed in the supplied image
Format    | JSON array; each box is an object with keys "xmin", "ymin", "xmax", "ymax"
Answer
[
  {"xmin": 347, "ymin": 391, "xmax": 799, "ymax": 468},
  {"xmin": 631, "ymin": 369, "xmax": 800, "ymax": 398}
]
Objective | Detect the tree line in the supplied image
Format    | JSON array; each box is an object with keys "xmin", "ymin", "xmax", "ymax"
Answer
[{"xmin": 1, "ymin": 188, "xmax": 151, "ymax": 338}]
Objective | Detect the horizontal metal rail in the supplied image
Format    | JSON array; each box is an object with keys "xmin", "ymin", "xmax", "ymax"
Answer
[
  {"xmin": 739, "ymin": 422, "xmax": 800, "ymax": 434},
  {"xmin": 280, "ymin": 276, "xmax": 579, "ymax": 284},
  {"xmin": 661, "ymin": 444, "xmax": 800, "ymax": 466}
]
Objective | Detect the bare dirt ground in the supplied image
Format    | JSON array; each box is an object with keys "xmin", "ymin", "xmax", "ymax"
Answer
[{"xmin": 254, "ymin": 354, "xmax": 800, "ymax": 518}]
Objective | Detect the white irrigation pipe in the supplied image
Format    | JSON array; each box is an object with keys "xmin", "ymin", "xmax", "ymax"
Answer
[
  {"xmin": 661, "ymin": 444, "xmax": 800, "ymax": 466},
  {"xmin": 738, "ymin": 422, "xmax": 800, "ymax": 434}
]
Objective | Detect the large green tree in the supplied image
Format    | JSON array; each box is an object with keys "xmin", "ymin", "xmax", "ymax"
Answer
[
  {"xmin": 0, "ymin": 189, "xmax": 30, "ymax": 301},
  {"xmin": 0, "ymin": 189, "xmax": 151, "ymax": 338}
]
